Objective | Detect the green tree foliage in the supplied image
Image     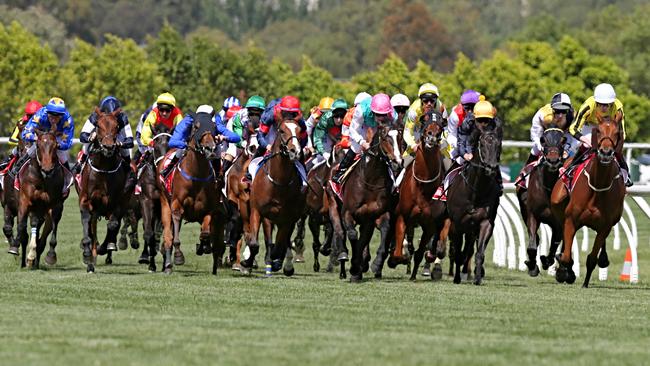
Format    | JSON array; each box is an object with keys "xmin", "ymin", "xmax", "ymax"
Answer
[
  {"xmin": 0, "ymin": 5, "xmax": 70, "ymax": 58},
  {"xmin": 284, "ymin": 56, "xmax": 345, "ymax": 109}
]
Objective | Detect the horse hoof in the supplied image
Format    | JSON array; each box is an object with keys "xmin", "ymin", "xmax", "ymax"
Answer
[
  {"xmin": 138, "ymin": 255, "xmax": 149, "ymax": 264},
  {"xmin": 540, "ymin": 255, "xmax": 553, "ymax": 270},
  {"xmin": 196, "ymin": 243, "xmax": 204, "ymax": 256},
  {"xmin": 7, "ymin": 246, "xmax": 19, "ymax": 256},
  {"xmin": 566, "ymin": 271, "xmax": 576, "ymax": 284},
  {"xmin": 174, "ymin": 251, "xmax": 185, "ymax": 266},
  {"xmin": 149, "ymin": 264, "xmax": 156, "ymax": 273},
  {"xmin": 271, "ymin": 260, "xmax": 282, "ymax": 272},
  {"xmin": 231, "ymin": 263, "xmax": 241, "ymax": 272},
  {"xmin": 340, "ymin": 271, "xmax": 347, "ymax": 280},
  {"xmin": 283, "ymin": 267, "xmax": 295, "ymax": 276},
  {"xmin": 163, "ymin": 268, "xmax": 173, "ymax": 275},
  {"xmin": 598, "ymin": 256, "xmax": 610, "ymax": 268},
  {"xmin": 453, "ymin": 275, "xmax": 461, "ymax": 284},
  {"xmin": 349, "ymin": 274, "xmax": 362, "ymax": 283},
  {"xmin": 45, "ymin": 252, "xmax": 57, "ymax": 266},
  {"xmin": 555, "ymin": 268, "xmax": 567, "ymax": 283},
  {"xmin": 107, "ymin": 242, "xmax": 117, "ymax": 252},
  {"xmin": 313, "ymin": 262, "xmax": 320, "ymax": 272},
  {"xmin": 422, "ymin": 268, "xmax": 431, "ymax": 277},
  {"xmin": 528, "ymin": 265, "xmax": 540, "ymax": 277},
  {"xmin": 118, "ymin": 238, "xmax": 128, "ymax": 251},
  {"xmin": 87, "ymin": 264, "xmax": 95, "ymax": 273},
  {"xmin": 131, "ymin": 240, "xmax": 140, "ymax": 250},
  {"xmin": 337, "ymin": 252, "xmax": 349, "ymax": 262},
  {"xmin": 26, "ymin": 259, "xmax": 34, "ymax": 269},
  {"xmin": 474, "ymin": 277, "xmax": 483, "ymax": 286},
  {"xmin": 239, "ymin": 265, "xmax": 251, "ymax": 275},
  {"xmin": 374, "ymin": 271, "xmax": 382, "ymax": 279},
  {"xmin": 293, "ymin": 254, "xmax": 305, "ymax": 263},
  {"xmin": 105, "ymin": 257, "xmax": 113, "ymax": 265},
  {"xmin": 431, "ymin": 264, "xmax": 443, "ymax": 281},
  {"xmin": 252, "ymin": 259, "xmax": 259, "ymax": 269},
  {"xmin": 319, "ymin": 246, "xmax": 332, "ymax": 256},
  {"xmin": 97, "ymin": 243, "xmax": 108, "ymax": 256}
]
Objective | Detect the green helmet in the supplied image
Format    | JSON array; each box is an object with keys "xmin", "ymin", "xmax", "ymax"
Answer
[
  {"xmin": 331, "ymin": 98, "xmax": 348, "ymax": 112},
  {"xmin": 245, "ymin": 95, "xmax": 265, "ymax": 109}
]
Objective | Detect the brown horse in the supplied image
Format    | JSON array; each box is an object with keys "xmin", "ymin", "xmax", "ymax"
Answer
[
  {"xmin": 240, "ymin": 119, "xmax": 306, "ymax": 275},
  {"xmin": 329, "ymin": 125, "xmax": 402, "ymax": 282},
  {"xmin": 76, "ymin": 108, "xmax": 130, "ymax": 273},
  {"xmin": 390, "ymin": 118, "xmax": 449, "ymax": 281},
  {"xmin": 2, "ymin": 127, "xmax": 29, "ymax": 255},
  {"xmin": 16, "ymin": 128, "xmax": 67, "ymax": 268},
  {"xmin": 159, "ymin": 115, "xmax": 225, "ymax": 275},
  {"xmin": 516, "ymin": 127, "xmax": 567, "ymax": 276},
  {"xmin": 551, "ymin": 116, "xmax": 625, "ymax": 287},
  {"xmin": 137, "ymin": 124, "xmax": 172, "ymax": 271}
]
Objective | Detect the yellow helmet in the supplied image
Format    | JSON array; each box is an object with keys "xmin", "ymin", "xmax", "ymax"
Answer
[
  {"xmin": 318, "ymin": 97, "xmax": 335, "ymax": 111},
  {"xmin": 156, "ymin": 92, "xmax": 176, "ymax": 107},
  {"xmin": 418, "ymin": 83, "xmax": 440, "ymax": 97},
  {"xmin": 473, "ymin": 95, "xmax": 496, "ymax": 119}
]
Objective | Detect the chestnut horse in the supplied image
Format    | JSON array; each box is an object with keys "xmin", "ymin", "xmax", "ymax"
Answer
[
  {"xmin": 159, "ymin": 115, "xmax": 225, "ymax": 275},
  {"xmin": 76, "ymin": 109, "xmax": 130, "ymax": 273},
  {"xmin": 516, "ymin": 127, "xmax": 567, "ymax": 276},
  {"xmin": 240, "ymin": 119, "xmax": 306, "ymax": 275},
  {"xmin": 329, "ymin": 125, "xmax": 402, "ymax": 282},
  {"xmin": 16, "ymin": 129, "xmax": 66, "ymax": 268},
  {"xmin": 446, "ymin": 126, "xmax": 502, "ymax": 285},
  {"xmin": 551, "ymin": 115, "xmax": 625, "ymax": 287},
  {"xmin": 390, "ymin": 117, "xmax": 449, "ymax": 281}
]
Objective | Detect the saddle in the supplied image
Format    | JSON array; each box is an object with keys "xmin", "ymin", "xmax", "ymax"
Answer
[
  {"xmin": 514, "ymin": 156, "xmax": 543, "ymax": 190},
  {"xmin": 159, "ymin": 150, "xmax": 178, "ymax": 195},
  {"xmin": 432, "ymin": 165, "xmax": 462, "ymax": 201},
  {"xmin": 559, "ymin": 154, "xmax": 594, "ymax": 193}
]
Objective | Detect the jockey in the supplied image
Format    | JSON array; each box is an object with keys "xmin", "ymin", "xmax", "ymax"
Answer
[
  {"xmin": 331, "ymin": 93, "xmax": 396, "ymax": 186},
  {"xmin": 448, "ymin": 89, "xmax": 480, "ymax": 161},
  {"xmin": 74, "ymin": 96, "xmax": 135, "ymax": 174},
  {"xmin": 135, "ymin": 92, "xmax": 183, "ymax": 167},
  {"xmin": 528, "ymin": 92, "xmax": 576, "ymax": 163},
  {"xmin": 391, "ymin": 93, "xmax": 410, "ymax": 129},
  {"xmin": 162, "ymin": 105, "xmax": 240, "ymax": 182},
  {"xmin": 223, "ymin": 95, "xmax": 266, "ymax": 173},
  {"xmin": 257, "ymin": 96, "xmax": 308, "ymax": 154},
  {"xmin": 14, "ymin": 97, "xmax": 74, "ymax": 176},
  {"xmin": 217, "ymin": 96, "xmax": 240, "ymax": 125},
  {"xmin": 341, "ymin": 92, "xmax": 371, "ymax": 149},
  {"xmin": 0, "ymin": 100, "xmax": 42, "ymax": 171},
  {"xmin": 307, "ymin": 98, "xmax": 348, "ymax": 171},
  {"xmin": 568, "ymin": 83, "xmax": 631, "ymax": 187},
  {"xmin": 305, "ymin": 97, "xmax": 334, "ymax": 153},
  {"xmin": 458, "ymin": 95, "xmax": 503, "ymax": 193}
]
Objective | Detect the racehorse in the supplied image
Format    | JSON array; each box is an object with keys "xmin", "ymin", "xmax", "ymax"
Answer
[
  {"xmin": 16, "ymin": 128, "xmax": 67, "ymax": 268},
  {"xmin": 76, "ymin": 108, "xmax": 130, "ymax": 273},
  {"xmin": 551, "ymin": 115, "xmax": 625, "ymax": 287},
  {"xmin": 137, "ymin": 124, "xmax": 172, "ymax": 272},
  {"xmin": 240, "ymin": 119, "xmax": 306, "ymax": 275},
  {"xmin": 446, "ymin": 125, "xmax": 502, "ymax": 285},
  {"xmin": 389, "ymin": 116, "xmax": 449, "ymax": 281},
  {"xmin": 516, "ymin": 127, "xmax": 566, "ymax": 276},
  {"xmin": 2, "ymin": 127, "xmax": 28, "ymax": 256},
  {"xmin": 159, "ymin": 115, "xmax": 225, "ymax": 275},
  {"xmin": 329, "ymin": 125, "xmax": 402, "ymax": 282}
]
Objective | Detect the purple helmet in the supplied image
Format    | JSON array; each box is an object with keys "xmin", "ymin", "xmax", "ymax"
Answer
[{"xmin": 460, "ymin": 89, "xmax": 480, "ymax": 105}]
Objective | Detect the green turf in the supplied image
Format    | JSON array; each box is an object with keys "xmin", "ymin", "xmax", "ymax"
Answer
[{"xmin": 0, "ymin": 192, "xmax": 649, "ymax": 366}]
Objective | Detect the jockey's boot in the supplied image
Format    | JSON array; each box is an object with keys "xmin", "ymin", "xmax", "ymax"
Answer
[
  {"xmin": 72, "ymin": 152, "xmax": 87, "ymax": 174},
  {"xmin": 160, "ymin": 154, "xmax": 180, "ymax": 179},
  {"xmin": 616, "ymin": 152, "xmax": 633, "ymax": 187},
  {"xmin": 9, "ymin": 153, "xmax": 30, "ymax": 176},
  {"xmin": 331, "ymin": 149, "xmax": 355, "ymax": 184}
]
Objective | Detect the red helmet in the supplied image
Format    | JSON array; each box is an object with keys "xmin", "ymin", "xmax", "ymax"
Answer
[
  {"xmin": 225, "ymin": 105, "xmax": 242, "ymax": 119},
  {"xmin": 279, "ymin": 95, "xmax": 301, "ymax": 112},
  {"xmin": 23, "ymin": 100, "xmax": 42, "ymax": 121}
]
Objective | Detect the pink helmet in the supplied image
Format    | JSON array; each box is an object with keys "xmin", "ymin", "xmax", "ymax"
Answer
[{"xmin": 370, "ymin": 93, "xmax": 393, "ymax": 114}]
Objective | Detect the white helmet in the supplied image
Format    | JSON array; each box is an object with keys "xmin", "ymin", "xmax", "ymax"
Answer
[
  {"xmin": 196, "ymin": 105, "xmax": 214, "ymax": 114},
  {"xmin": 390, "ymin": 93, "xmax": 410, "ymax": 108},
  {"xmin": 354, "ymin": 92, "xmax": 372, "ymax": 106},
  {"xmin": 594, "ymin": 83, "xmax": 616, "ymax": 104}
]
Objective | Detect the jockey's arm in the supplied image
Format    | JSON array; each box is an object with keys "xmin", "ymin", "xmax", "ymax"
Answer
[
  {"xmin": 117, "ymin": 119, "xmax": 134, "ymax": 149},
  {"xmin": 446, "ymin": 111, "xmax": 459, "ymax": 156},
  {"xmin": 313, "ymin": 119, "xmax": 329, "ymax": 154},
  {"xmin": 569, "ymin": 100, "xmax": 592, "ymax": 141},
  {"xmin": 403, "ymin": 109, "xmax": 418, "ymax": 153},
  {"xmin": 21, "ymin": 114, "xmax": 41, "ymax": 143},
  {"xmin": 530, "ymin": 108, "xmax": 545, "ymax": 153},
  {"xmin": 79, "ymin": 117, "xmax": 96, "ymax": 143},
  {"xmin": 139, "ymin": 111, "xmax": 157, "ymax": 147},
  {"xmin": 57, "ymin": 116, "xmax": 74, "ymax": 150},
  {"xmin": 168, "ymin": 116, "xmax": 191, "ymax": 150},
  {"xmin": 8, "ymin": 124, "xmax": 20, "ymax": 146},
  {"xmin": 215, "ymin": 120, "xmax": 241, "ymax": 144},
  {"xmin": 348, "ymin": 109, "xmax": 366, "ymax": 148},
  {"xmin": 231, "ymin": 114, "xmax": 244, "ymax": 147}
]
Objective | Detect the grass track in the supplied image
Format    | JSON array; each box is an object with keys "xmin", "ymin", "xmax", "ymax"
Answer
[{"xmin": 1, "ymin": 192, "xmax": 649, "ymax": 366}]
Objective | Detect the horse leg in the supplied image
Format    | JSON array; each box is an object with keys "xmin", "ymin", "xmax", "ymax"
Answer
[
  {"xmin": 16, "ymin": 202, "xmax": 30, "ymax": 268},
  {"xmin": 341, "ymin": 211, "xmax": 358, "ymax": 280},
  {"xmin": 388, "ymin": 214, "xmax": 409, "ymax": 268},
  {"xmin": 371, "ymin": 212, "xmax": 392, "ymax": 278},
  {"xmin": 199, "ymin": 214, "xmax": 213, "ymax": 259},
  {"xmin": 541, "ymin": 223, "xmax": 562, "ymax": 270},
  {"xmin": 411, "ymin": 229, "xmax": 435, "ymax": 281},
  {"xmin": 45, "ymin": 204, "xmax": 62, "ymax": 265},
  {"xmin": 598, "ymin": 244, "xmax": 610, "ymax": 268},
  {"xmin": 308, "ymin": 215, "xmax": 322, "ymax": 272},
  {"xmin": 118, "ymin": 217, "xmax": 129, "ymax": 250},
  {"xmin": 474, "ymin": 220, "xmax": 494, "ymax": 285},
  {"xmin": 320, "ymin": 216, "xmax": 333, "ymax": 256},
  {"xmin": 170, "ymin": 201, "xmax": 184, "ymax": 265},
  {"xmin": 129, "ymin": 209, "xmax": 140, "ymax": 249},
  {"xmin": 262, "ymin": 219, "xmax": 274, "ymax": 270},
  {"xmin": 583, "ymin": 229, "xmax": 611, "ymax": 288},
  {"xmin": 556, "ymin": 217, "xmax": 577, "ymax": 284},
  {"xmin": 25, "ymin": 212, "xmax": 40, "ymax": 269},
  {"xmin": 35, "ymin": 214, "xmax": 52, "ymax": 269},
  {"xmin": 211, "ymin": 214, "xmax": 225, "ymax": 275},
  {"xmin": 140, "ymin": 198, "xmax": 154, "ymax": 265},
  {"xmin": 5, "ymin": 206, "xmax": 19, "ymax": 255},
  {"xmin": 292, "ymin": 215, "xmax": 306, "ymax": 263},
  {"xmin": 79, "ymin": 203, "xmax": 93, "ymax": 270},
  {"xmin": 451, "ymin": 231, "xmax": 463, "ymax": 284},
  {"xmin": 91, "ymin": 215, "xmax": 99, "ymax": 272},
  {"xmin": 279, "ymin": 224, "xmax": 296, "ymax": 276},
  {"xmin": 241, "ymin": 207, "xmax": 261, "ymax": 274},
  {"xmin": 350, "ymin": 223, "xmax": 373, "ymax": 283},
  {"xmin": 524, "ymin": 215, "xmax": 540, "ymax": 277},
  {"xmin": 160, "ymin": 197, "xmax": 175, "ymax": 274}
]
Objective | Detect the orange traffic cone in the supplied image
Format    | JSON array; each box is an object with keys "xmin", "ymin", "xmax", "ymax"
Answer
[{"xmin": 620, "ymin": 247, "xmax": 632, "ymax": 282}]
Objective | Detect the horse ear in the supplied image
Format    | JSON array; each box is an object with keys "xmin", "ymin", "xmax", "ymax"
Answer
[
  {"xmin": 95, "ymin": 106, "xmax": 102, "ymax": 116},
  {"xmin": 112, "ymin": 108, "xmax": 122, "ymax": 118}
]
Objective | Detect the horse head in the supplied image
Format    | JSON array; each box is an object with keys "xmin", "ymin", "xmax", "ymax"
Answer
[
  {"xmin": 34, "ymin": 128, "xmax": 59, "ymax": 178},
  {"xmin": 277, "ymin": 120, "xmax": 302, "ymax": 161},
  {"xmin": 151, "ymin": 123, "xmax": 172, "ymax": 163},
  {"xmin": 94, "ymin": 107, "xmax": 121, "ymax": 157},
  {"xmin": 368, "ymin": 125, "xmax": 402, "ymax": 174},
  {"xmin": 475, "ymin": 127, "xmax": 502, "ymax": 176},
  {"xmin": 540, "ymin": 127, "xmax": 566, "ymax": 171},
  {"xmin": 421, "ymin": 114, "xmax": 444, "ymax": 149},
  {"xmin": 190, "ymin": 117, "xmax": 218, "ymax": 161},
  {"xmin": 593, "ymin": 113, "xmax": 622, "ymax": 165}
]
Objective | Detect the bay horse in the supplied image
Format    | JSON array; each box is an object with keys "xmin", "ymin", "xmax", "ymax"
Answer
[
  {"xmin": 389, "ymin": 117, "xmax": 449, "ymax": 281},
  {"xmin": 446, "ymin": 125, "xmax": 502, "ymax": 285},
  {"xmin": 2, "ymin": 153, "xmax": 22, "ymax": 256},
  {"xmin": 551, "ymin": 115, "xmax": 625, "ymax": 287},
  {"xmin": 137, "ymin": 124, "xmax": 172, "ymax": 271},
  {"xmin": 15, "ymin": 128, "xmax": 66, "ymax": 268},
  {"xmin": 516, "ymin": 127, "xmax": 566, "ymax": 276},
  {"xmin": 159, "ymin": 115, "xmax": 225, "ymax": 275},
  {"xmin": 76, "ymin": 108, "xmax": 130, "ymax": 273},
  {"xmin": 329, "ymin": 125, "xmax": 402, "ymax": 282},
  {"xmin": 240, "ymin": 119, "xmax": 306, "ymax": 275}
]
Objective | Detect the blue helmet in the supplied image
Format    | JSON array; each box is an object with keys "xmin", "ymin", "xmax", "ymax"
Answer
[
  {"xmin": 46, "ymin": 97, "xmax": 66, "ymax": 114},
  {"xmin": 100, "ymin": 96, "xmax": 121, "ymax": 113},
  {"xmin": 223, "ymin": 96, "xmax": 240, "ymax": 109}
]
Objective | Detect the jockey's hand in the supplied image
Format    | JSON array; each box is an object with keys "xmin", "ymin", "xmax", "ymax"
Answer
[
  {"xmin": 411, "ymin": 144, "xmax": 418, "ymax": 153},
  {"xmin": 304, "ymin": 146, "xmax": 314, "ymax": 155},
  {"xmin": 322, "ymin": 152, "xmax": 331, "ymax": 161},
  {"xmin": 266, "ymin": 145, "xmax": 272, "ymax": 152},
  {"xmin": 361, "ymin": 141, "xmax": 371, "ymax": 151},
  {"xmin": 579, "ymin": 135, "xmax": 592, "ymax": 148},
  {"xmin": 310, "ymin": 107, "xmax": 321, "ymax": 120},
  {"xmin": 463, "ymin": 153, "xmax": 473, "ymax": 161},
  {"xmin": 89, "ymin": 131, "xmax": 97, "ymax": 142}
]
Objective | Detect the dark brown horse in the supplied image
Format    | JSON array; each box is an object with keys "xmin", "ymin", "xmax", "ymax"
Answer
[
  {"xmin": 447, "ymin": 126, "xmax": 502, "ymax": 285},
  {"xmin": 16, "ymin": 128, "xmax": 67, "ymax": 268},
  {"xmin": 390, "ymin": 118, "xmax": 449, "ymax": 281},
  {"xmin": 551, "ymin": 115, "xmax": 625, "ymax": 287},
  {"xmin": 159, "ymin": 116, "xmax": 224, "ymax": 275},
  {"xmin": 329, "ymin": 125, "xmax": 402, "ymax": 282},
  {"xmin": 76, "ymin": 108, "xmax": 130, "ymax": 273},
  {"xmin": 516, "ymin": 127, "xmax": 567, "ymax": 276},
  {"xmin": 2, "ymin": 127, "xmax": 28, "ymax": 255},
  {"xmin": 240, "ymin": 120, "xmax": 306, "ymax": 275}
]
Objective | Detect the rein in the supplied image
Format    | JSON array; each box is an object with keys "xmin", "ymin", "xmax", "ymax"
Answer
[{"xmin": 412, "ymin": 145, "xmax": 441, "ymax": 184}]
